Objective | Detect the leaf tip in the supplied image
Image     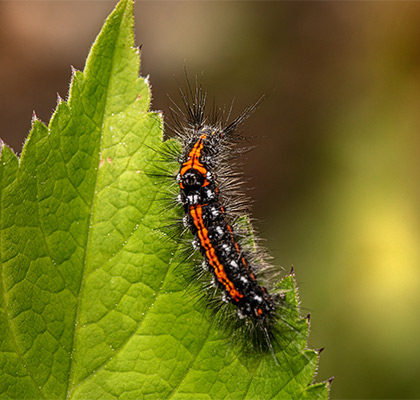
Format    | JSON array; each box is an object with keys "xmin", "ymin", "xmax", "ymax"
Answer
[
  {"xmin": 70, "ymin": 65, "xmax": 80, "ymax": 83},
  {"xmin": 144, "ymin": 74, "xmax": 151, "ymax": 86},
  {"xmin": 135, "ymin": 44, "xmax": 143, "ymax": 57},
  {"xmin": 31, "ymin": 110, "xmax": 38, "ymax": 124},
  {"xmin": 56, "ymin": 92, "xmax": 63, "ymax": 105},
  {"xmin": 31, "ymin": 111, "xmax": 46, "ymax": 131},
  {"xmin": 0, "ymin": 140, "xmax": 18, "ymax": 162}
]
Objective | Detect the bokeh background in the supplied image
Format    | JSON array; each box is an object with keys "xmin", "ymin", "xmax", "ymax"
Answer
[{"xmin": 1, "ymin": 1, "xmax": 420, "ymax": 398}]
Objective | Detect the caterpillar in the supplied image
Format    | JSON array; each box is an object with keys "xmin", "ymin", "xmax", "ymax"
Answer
[{"xmin": 159, "ymin": 80, "xmax": 284, "ymax": 360}]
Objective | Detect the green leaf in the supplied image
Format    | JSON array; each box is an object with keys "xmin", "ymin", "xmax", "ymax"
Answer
[{"xmin": 0, "ymin": 1, "xmax": 330, "ymax": 399}]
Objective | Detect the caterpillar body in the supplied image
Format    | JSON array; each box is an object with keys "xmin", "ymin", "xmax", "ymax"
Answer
[
  {"xmin": 162, "ymin": 82, "xmax": 283, "ymax": 359},
  {"xmin": 177, "ymin": 131, "xmax": 276, "ymax": 321}
]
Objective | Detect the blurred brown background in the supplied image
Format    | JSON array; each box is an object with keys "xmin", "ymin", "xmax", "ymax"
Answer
[{"xmin": 1, "ymin": 1, "xmax": 420, "ymax": 398}]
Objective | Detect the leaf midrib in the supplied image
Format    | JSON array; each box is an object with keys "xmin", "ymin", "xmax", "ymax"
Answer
[{"xmin": 66, "ymin": 4, "xmax": 128, "ymax": 398}]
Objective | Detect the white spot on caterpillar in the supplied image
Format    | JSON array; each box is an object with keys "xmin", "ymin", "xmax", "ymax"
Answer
[
  {"xmin": 206, "ymin": 189, "xmax": 215, "ymax": 199},
  {"xmin": 254, "ymin": 295, "xmax": 263, "ymax": 303},
  {"xmin": 222, "ymin": 243, "xmax": 231, "ymax": 254},
  {"xmin": 188, "ymin": 194, "xmax": 199, "ymax": 204},
  {"xmin": 211, "ymin": 207, "xmax": 219, "ymax": 218},
  {"xmin": 222, "ymin": 292, "xmax": 228, "ymax": 303}
]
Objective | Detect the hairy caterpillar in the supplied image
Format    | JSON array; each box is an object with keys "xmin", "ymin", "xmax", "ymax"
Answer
[{"xmin": 157, "ymin": 80, "xmax": 286, "ymax": 361}]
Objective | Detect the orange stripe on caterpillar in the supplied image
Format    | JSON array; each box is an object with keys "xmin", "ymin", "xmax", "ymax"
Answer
[
  {"xmin": 180, "ymin": 135, "xmax": 208, "ymax": 177},
  {"xmin": 189, "ymin": 204, "xmax": 244, "ymax": 302}
]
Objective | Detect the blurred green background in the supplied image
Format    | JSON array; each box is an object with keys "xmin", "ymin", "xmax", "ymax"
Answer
[{"xmin": 1, "ymin": 2, "xmax": 420, "ymax": 398}]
